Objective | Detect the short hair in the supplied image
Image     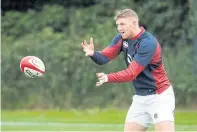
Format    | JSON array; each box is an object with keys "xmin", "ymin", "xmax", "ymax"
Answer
[{"xmin": 114, "ymin": 9, "xmax": 139, "ymax": 21}]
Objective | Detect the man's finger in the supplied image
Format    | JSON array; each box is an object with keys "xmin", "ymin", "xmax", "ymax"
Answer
[
  {"xmin": 81, "ymin": 42, "xmax": 85, "ymax": 48},
  {"xmin": 96, "ymin": 81, "xmax": 102, "ymax": 87},
  {"xmin": 98, "ymin": 77, "xmax": 103, "ymax": 81},
  {"xmin": 99, "ymin": 79, "xmax": 104, "ymax": 84},
  {"xmin": 96, "ymin": 73, "xmax": 104, "ymax": 78},
  {"xmin": 85, "ymin": 52, "xmax": 89, "ymax": 56},
  {"xmin": 83, "ymin": 40, "xmax": 88, "ymax": 46},
  {"xmin": 90, "ymin": 37, "xmax": 94, "ymax": 45}
]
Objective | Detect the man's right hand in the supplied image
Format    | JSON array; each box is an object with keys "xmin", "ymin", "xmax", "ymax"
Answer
[{"xmin": 81, "ymin": 37, "xmax": 95, "ymax": 56}]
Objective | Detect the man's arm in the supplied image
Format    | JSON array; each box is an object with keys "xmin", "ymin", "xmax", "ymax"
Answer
[
  {"xmin": 107, "ymin": 39, "xmax": 157, "ymax": 83},
  {"xmin": 90, "ymin": 34, "xmax": 122, "ymax": 65}
]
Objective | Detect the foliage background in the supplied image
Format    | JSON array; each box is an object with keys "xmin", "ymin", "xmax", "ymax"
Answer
[{"xmin": 1, "ymin": 0, "xmax": 197, "ymax": 110}]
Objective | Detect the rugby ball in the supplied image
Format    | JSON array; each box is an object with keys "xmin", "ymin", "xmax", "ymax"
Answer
[{"xmin": 20, "ymin": 56, "xmax": 45, "ymax": 78}]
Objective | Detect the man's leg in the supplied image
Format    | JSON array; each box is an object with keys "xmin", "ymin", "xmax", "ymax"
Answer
[
  {"xmin": 124, "ymin": 96, "xmax": 151, "ymax": 132},
  {"xmin": 150, "ymin": 86, "xmax": 175, "ymax": 131},
  {"xmin": 155, "ymin": 121, "xmax": 174, "ymax": 131},
  {"xmin": 124, "ymin": 121, "xmax": 148, "ymax": 132}
]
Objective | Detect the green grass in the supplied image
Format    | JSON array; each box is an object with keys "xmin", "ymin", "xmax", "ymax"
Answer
[
  {"xmin": 1, "ymin": 109, "xmax": 197, "ymax": 131},
  {"xmin": 1, "ymin": 108, "xmax": 126, "ymax": 124},
  {"xmin": 2, "ymin": 125, "xmax": 197, "ymax": 131}
]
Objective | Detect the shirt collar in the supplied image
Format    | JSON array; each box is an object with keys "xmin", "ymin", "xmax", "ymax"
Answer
[{"xmin": 131, "ymin": 26, "xmax": 145, "ymax": 40}]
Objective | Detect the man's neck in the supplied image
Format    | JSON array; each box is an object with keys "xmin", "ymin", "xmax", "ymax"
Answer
[
  {"xmin": 133, "ymin": 27, "xmax": 142, "ymax": 37},
  {"xmin": 129, "ymin": 26, "xmax": 142, "ymax": 40}
]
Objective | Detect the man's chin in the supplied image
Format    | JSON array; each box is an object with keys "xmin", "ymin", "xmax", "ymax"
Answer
[{"xmin": 121, "ymin": 35, "xmax": 128, "ymax": 39}]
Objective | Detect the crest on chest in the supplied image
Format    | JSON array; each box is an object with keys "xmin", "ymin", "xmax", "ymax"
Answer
[{"xmin": 123, "ymin": 41, "xmax": 128, "ymax": 48}]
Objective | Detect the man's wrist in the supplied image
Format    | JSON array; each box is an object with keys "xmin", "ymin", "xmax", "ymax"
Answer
[
  {"xmin": 104, "ymin": 74, "xmax": 108, "ymax": 82},
  {"xmin": 87, "ymin": 51, "xmax": 95, "ymax": 57},
  {"xmin": 90, "ymin": 51, "xmax": 95, "ymax": 56}
]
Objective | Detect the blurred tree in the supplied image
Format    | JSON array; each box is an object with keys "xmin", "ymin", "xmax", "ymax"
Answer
[{"xmin": 1, "ymin": 0, "xmax": 99, "ymax": 13}]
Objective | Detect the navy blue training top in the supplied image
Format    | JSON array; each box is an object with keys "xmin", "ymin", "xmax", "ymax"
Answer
[{"xmin": 90, "ymin": 27, "xmax": 171, "ymax": 96}]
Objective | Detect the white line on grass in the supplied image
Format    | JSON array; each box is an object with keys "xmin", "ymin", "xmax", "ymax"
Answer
[
  {"xmin": 1, "ymin": 121, "xmax": 197, "ymax": 129},
  {"xmin": 1, "ymin": 122, "xmax": 123, "ymax": 128}
]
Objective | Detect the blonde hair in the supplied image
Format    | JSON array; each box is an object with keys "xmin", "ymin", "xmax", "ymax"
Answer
[{"xmin": 114, "ymin": 9, "xmax": 139, "ymax": 21}]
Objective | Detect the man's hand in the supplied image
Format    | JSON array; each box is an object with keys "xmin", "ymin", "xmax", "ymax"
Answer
[
  {"xmin": 81, "ymin": 37, "xmax": 94, "ymax": 56},
  {"xmin": 96, "ymin": 73, "xmax": 108, "ymax": 86}
]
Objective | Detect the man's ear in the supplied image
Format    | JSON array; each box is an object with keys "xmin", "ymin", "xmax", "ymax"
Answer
[{"xmin": 132, "ymin": 20, "xmax": 137, "ymax": 26}]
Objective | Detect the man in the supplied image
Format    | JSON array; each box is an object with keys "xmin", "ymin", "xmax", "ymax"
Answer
[{"xmin": 81, "ymin": 9, "xmax": 175, "ymax": 132}]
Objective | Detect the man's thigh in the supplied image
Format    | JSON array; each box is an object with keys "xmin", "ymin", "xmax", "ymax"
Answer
[
  {"xmin": 149, "ymin": 86, "xmax": 175, "ymax": 131},
  {"xmin": 125, "ymin": 98, "xmax": 152, "ymax": 131},
  {"xmin": 155, "ymin": 121, "xmax": 175, "ymax": 131},
  {"xmin": 124, "ymin": 121, "xmax": 148, "ymax": 132}
]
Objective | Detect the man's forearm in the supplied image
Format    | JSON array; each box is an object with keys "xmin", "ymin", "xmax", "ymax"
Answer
[
  {"xmin": 107, "ymin": 60, "xmax": 144, "ymax": 83},
  {"xmin": 90, "ymin": 51, "xmax": 110, "ymax": 65}
]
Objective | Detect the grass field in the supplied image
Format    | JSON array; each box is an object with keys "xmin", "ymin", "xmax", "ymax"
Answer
[{"xmin": 1, "ymin": 109, "xmax": 197, "ymax": 131}]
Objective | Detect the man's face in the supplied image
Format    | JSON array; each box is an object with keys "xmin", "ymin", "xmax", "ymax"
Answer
[{"xmin": 116, "ymin": 17, "xmax": 136, "ymax": 39}]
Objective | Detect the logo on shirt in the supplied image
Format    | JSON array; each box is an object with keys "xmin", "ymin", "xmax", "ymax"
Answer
[
  {"xmin": 127, "ymin": 54, "xmax": 132, "ymax": 64},
  {"xmin": 154, "ymin": 113, "xmax": 158, "ymax": 119},
  {"xmin": 123, "ymin": 41, "xmax": 128, "ymax": 48}
]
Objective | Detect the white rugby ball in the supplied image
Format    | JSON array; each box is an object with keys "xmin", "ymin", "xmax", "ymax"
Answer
[{"xmin": 20, "ymin": 56, "xmax": 45, "ymax": 78}]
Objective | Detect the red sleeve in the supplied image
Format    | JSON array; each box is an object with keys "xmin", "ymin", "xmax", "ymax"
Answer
[
  {"xmin": 101, "ymin": 39, "xmax": 122, "ymax": 60},
  {"xmin": 90, "ymin": 34, "xmax": 122, "ymax": 65},
  {"xmin": 107, "ymin": 60, "xmax": 144, "ymax": 83}
]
